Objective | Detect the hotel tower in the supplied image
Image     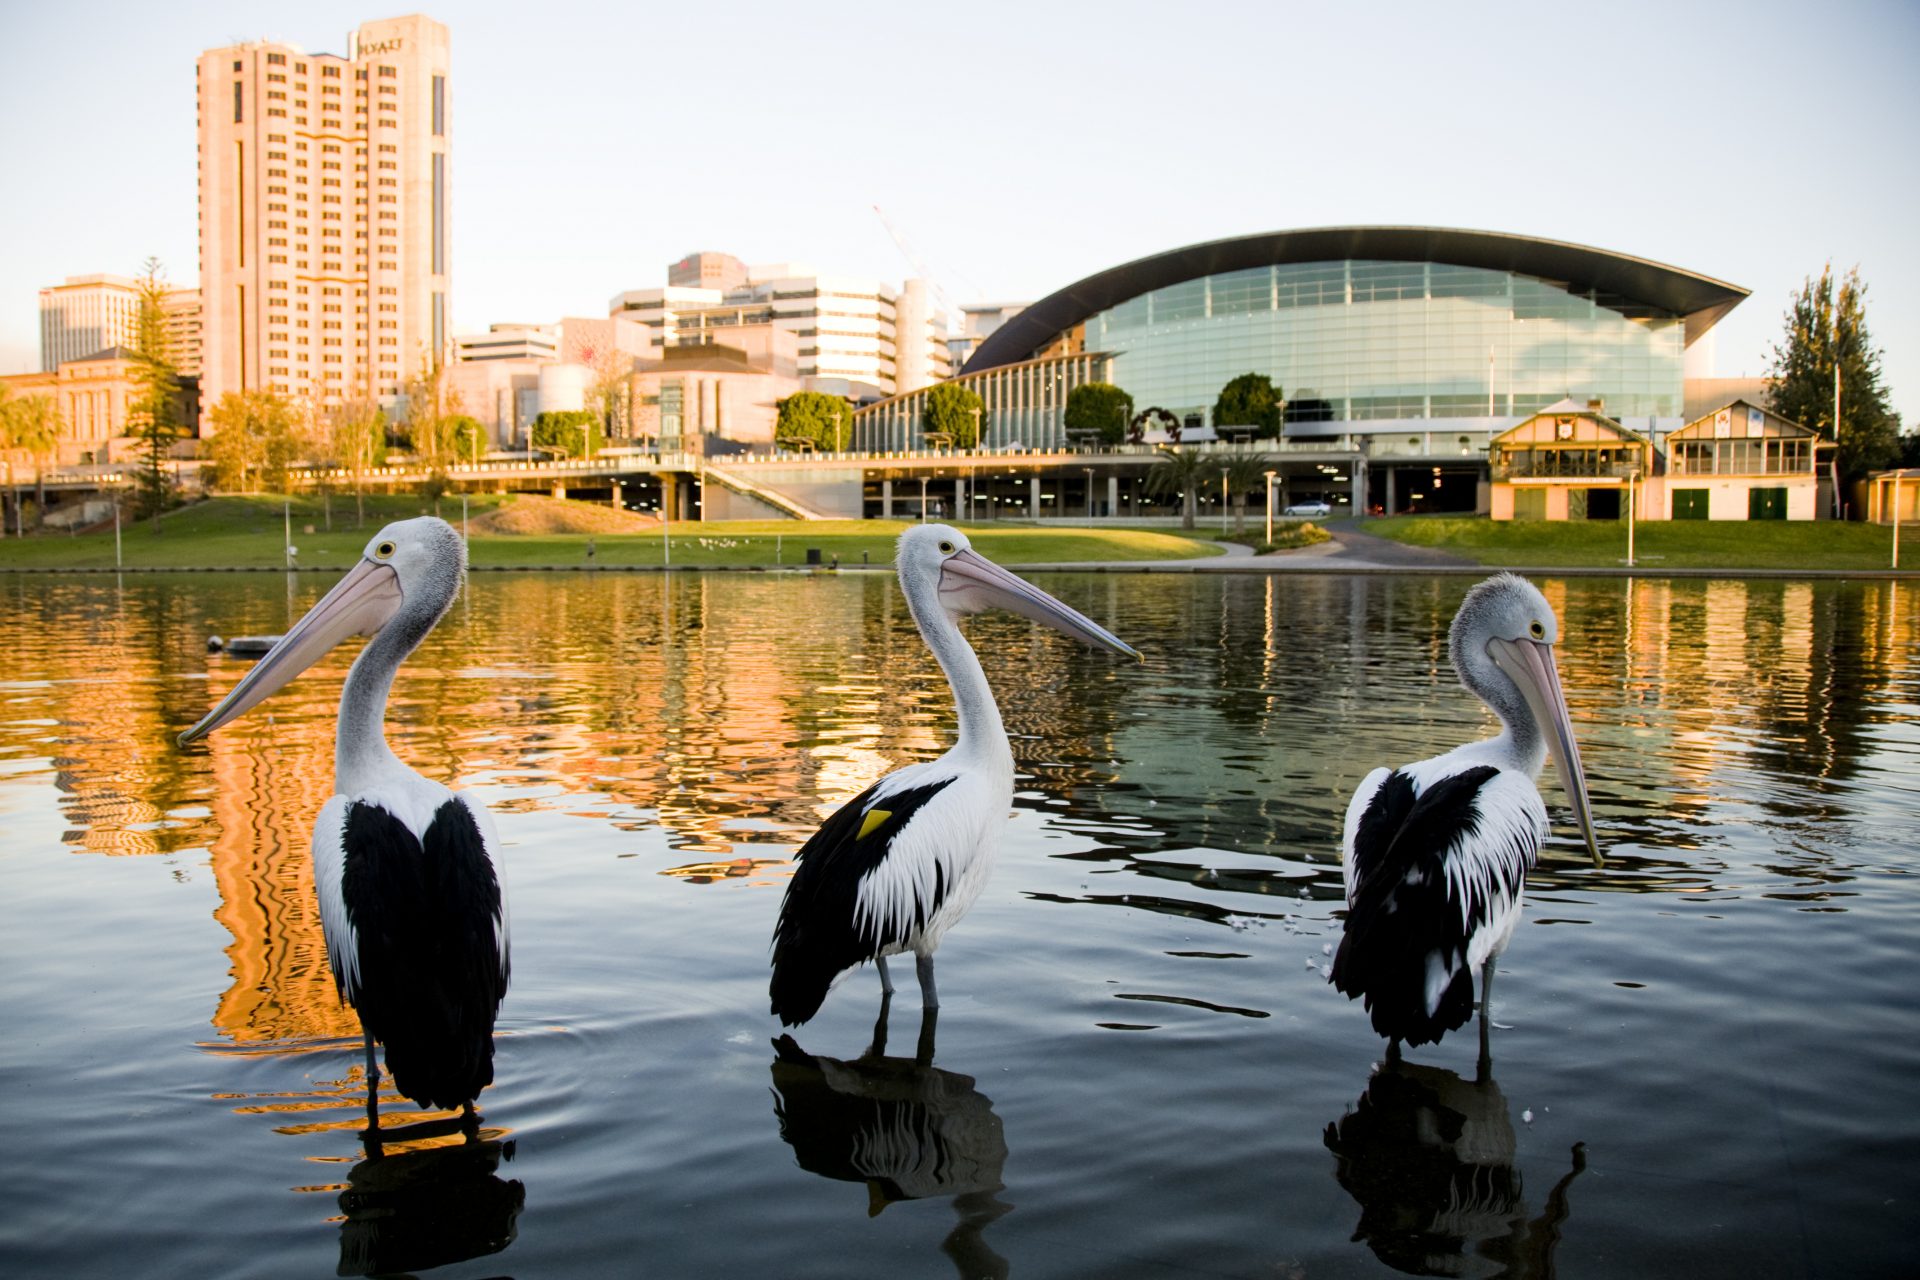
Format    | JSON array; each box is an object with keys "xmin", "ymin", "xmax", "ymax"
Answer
[{"xmin": 196, "ymin": 14, "xmax": 450, "ymax": 409}]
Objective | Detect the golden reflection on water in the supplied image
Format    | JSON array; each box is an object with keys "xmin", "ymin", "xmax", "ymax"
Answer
[{"xmin": 1, "ymin": 571, "xmax": 1914, "ymax": 1056}]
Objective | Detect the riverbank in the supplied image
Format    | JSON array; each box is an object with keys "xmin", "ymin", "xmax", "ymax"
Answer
[
  {"xmin": 0, "ymin": 495, "xmax": 1224, "ymax": 571},
  {"xmin": 1360, "ymin": 514, "xmax": 1904, "ymax": 571}
]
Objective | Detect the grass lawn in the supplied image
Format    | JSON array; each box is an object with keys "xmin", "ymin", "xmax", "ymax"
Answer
[
  {"xmin": 1365, "ymin": 515, "xmax": 1905, "ymax": 570},
  {"xmin": 0, "ymin": 495, "xmax": 1223, "ymax": 570}
]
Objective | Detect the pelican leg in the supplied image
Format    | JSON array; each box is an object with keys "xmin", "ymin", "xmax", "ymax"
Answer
[
  {"xmin": 915, "ymin": 1005, "xmax": 940, "ymax": 1067},
  {"xmin": 1479, "ymin": 958, "xmax": 1497, "ymax": 1071},
  {"xmin": 875, "ymin": 955, "xmax": 895, "ymax": 997},
  {"xmin": 916, "ymin": 953, "xmax": 939, "ymax": 1011},
  {"xmin": 864, "ymin": 990, "xmax": 893, "ymax": 1060},
  {"xmin": 362, "ymin": 1031, "xmax": 382, "ymax": 1141}
]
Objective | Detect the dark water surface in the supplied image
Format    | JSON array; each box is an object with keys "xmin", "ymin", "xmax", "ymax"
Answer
[{"xmin": 1, "ymin": 570, "xmax": 1915, "ymax": 1278}]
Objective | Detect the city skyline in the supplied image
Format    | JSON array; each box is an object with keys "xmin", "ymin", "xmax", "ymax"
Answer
[{"xmin": 1, "ymin": 0, "xmax": 1915, "ymax": 422}]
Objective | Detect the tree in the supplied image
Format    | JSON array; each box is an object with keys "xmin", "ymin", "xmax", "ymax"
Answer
[
  {"xmin": 1064, "ymin": 382, "xmax": 1134, "ymax": 446},
  {"xmin": 573, "ymin": 337, "xmax": 634, "ymax": 441},
  {"xmin": 1145, "ymin": 446, "xmax": 1209, "ymax": 529},
  {"xmin": 320, "ymin": 395, "xmax": 387, "ymax": 527},
  {"xmin": 1213, "ymin": 372, "xmax": 1283, "ymax": 439},
  {"xmin": 207, "ymin": 390, "xmax": 303, "ymax": 492},
  {"xmin": 0, "ymin": 391, "xmax": 62, "ymax": 525},
  {"xmin": 446, "ymin": 414, "xmax": 487, "ymax": 463},
  {"xmin": 398, "ymin": 353, "xmax": 466, "ymax": 472},
  {"xmin": 532, "ymin": 409, "xmax": 601, "ymax": 459},
  {"xmin": 1131, "ymin": 406, "xmax": 1179, "ymax": 444},
  {"xmin": 127, "ymin": 258, "xmax": 184, "ymax": 525},
  {"xmin": 923, "ymin": 383, "xmax": 984, "ymax": 449},
  {"xmin": 1218, "ymin": 451, "xmax": 1275, "ymax": 536},
  {"xmin": 775, "ymin": 391, "xmax": 857, "ymax": 452},
  {"xmin": 1767, "ymin": 264, "xmax": 1900, "ymax": 484}
]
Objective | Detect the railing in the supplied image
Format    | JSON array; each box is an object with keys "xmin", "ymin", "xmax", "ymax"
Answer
[{"xmin": 1492, "ymin": 455, "xmax": 1642, "ymax": 480}]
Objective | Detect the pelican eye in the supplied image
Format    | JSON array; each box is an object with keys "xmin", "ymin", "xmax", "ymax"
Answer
[
  {"xmin": 938, "ymin": 541, "xmax": 955, "ymax": 554},
  {"xmin": 1529, "ymin": 620, "xmax": 1545, "ymax": 639},
  {"xmin": 374, "ymin": 541, "xmax": 396, "ymax": 559}
]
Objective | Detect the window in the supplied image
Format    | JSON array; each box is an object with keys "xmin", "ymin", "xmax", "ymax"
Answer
[
  {"xmin": 233, "ymin": 81, "xmax": 243, "ymax": 122},
  {"xmin": 432, "ymin": 75, "xmax": 445, "ymax": 135},
  {"xmin": 267, "ymin": 53, "xmax": 285, "ymax": 65},
  {"xmin": 432, "ymin": 152, "xmax": 445, "ymax": 274}
]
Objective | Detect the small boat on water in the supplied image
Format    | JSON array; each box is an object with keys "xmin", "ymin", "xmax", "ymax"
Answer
[{"xmin": 207, "ymin": 635, "xmax": 285, "ymax": 656}]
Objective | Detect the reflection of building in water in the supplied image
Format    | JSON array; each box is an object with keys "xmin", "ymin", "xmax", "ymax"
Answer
[{"xmin": 205, "ymin": 723, "xmax": 363, "ymax": 1043}]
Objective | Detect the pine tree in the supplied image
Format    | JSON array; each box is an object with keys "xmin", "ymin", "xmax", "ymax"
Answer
[
  {"xmin": 128, "ymin": 258, "xmax": 184, "ymax": 526},
  {"xmin": 1767, "ymin": 265, "xmax": 1900, "ymax": 483}
]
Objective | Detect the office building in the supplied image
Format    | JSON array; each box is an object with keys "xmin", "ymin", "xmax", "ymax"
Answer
[
  {"xmin": 196, "ymin": 13, "xmax": 451, "ymax": 410},
  {"xmin": 454, "ymin": 322, "xmax": 559, "ymax": 363},
  {"xmin": 39, "ymin": 275, "xmax": 141, "ymax": 371},
  {"xmin": 610, "ymin": 256, "xmax": 951, "ymax": 398}
]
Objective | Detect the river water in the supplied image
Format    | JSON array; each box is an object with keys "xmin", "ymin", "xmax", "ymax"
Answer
[{"xmin": 0, "ymin": 569, "xmax": 1914, "ymax": 1278}]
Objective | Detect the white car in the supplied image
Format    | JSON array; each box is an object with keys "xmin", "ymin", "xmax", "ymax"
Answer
[{"xmin": 1283, "ymin": 499, "xmax": 1332, "ymax": 517}]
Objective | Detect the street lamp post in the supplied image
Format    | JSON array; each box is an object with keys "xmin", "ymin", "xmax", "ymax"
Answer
[
  {"xmin": 1625, "ymin": 469, "xmax": 1640, "ymax": 567},
  {"xmin": 1083, "ymin": 466, "xmax": 1094, "ymax": 520},
  {"xmin": 919, "ymin": 475, "xmax": 929, "ymax": 522},
  {"xmin": 1264, "ymin": 470, "xmax": 1277, "ymax": 545},
  {"xmin": 1220, "ymin": 468, "xmax": 1230, "ymax": 533}
]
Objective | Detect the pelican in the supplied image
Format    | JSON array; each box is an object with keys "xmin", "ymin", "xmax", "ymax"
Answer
[
  {"xmin": 1331, "ymin": 573, "xmax": 1600, "ymax": 1056},
  {"xmin": 179, "ymin": 517, "xmax": 508, "ymax": 1129},
  {"xmin": 770, "ymin": 524, "xmax": 1138, "ymax": 1027}
]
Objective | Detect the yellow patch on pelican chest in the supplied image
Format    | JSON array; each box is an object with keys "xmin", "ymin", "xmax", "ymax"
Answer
[{"xmin": 857, "ymin": 808, "xmax": 892, "ymax": 841}]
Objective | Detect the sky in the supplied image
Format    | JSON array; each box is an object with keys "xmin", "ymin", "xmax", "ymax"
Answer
[{"xmin": 2, "ymin": 0, "xmax": 1916, "ymax": 421}]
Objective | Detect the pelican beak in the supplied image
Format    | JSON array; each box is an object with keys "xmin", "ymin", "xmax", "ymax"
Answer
[
  {"xmin": 177, "ymin": 558, "xmax": 403, "ymax": 745},
  {"xmin": 1487, "ymin": 636, "xmax": 1602, "ymax": 867},
  {"xmin": 938, "ymin": 548, "xmax": 1140, "ymax": 661}
]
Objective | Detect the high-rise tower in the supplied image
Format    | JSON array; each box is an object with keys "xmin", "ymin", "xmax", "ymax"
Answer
[{"xmin": 197, "ymin": 14, "xmax": 450, "ymax": 409}]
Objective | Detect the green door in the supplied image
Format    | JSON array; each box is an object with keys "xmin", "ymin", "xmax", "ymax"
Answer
[
  {"xmin": 1512, "ymin": 488, "xmax": 1545, "ymax": 521},
  {"xmin": 1673, "ymin": 489, "xmax": 1709, "ymax": 520},
  {"xmin": 1748, "ymin": 487, "xmax": 1787, "ymax": 520}
]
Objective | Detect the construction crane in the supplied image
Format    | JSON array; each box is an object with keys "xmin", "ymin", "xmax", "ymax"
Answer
[{"xmin": 873, "ymin": 205, "xmax": 962, "ymax": 321}]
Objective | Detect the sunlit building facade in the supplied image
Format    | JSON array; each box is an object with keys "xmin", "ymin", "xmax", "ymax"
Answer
[{"xmin": 197, "ymin": 13, "xmax": 452, "ymax": 409}]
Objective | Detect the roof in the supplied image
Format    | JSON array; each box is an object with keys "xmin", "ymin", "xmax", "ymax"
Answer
[
  {"xmin": 1671, "ymin": 398, "xmax": 1818, "ymax": 438},
  {"xmin": 963, "ymin": 226, "xmax": 1750, "ymax": 372},
  {"xmin": 71, "ymin": 345, "xmax": 138, "ymax": 363},
  {"xmin": 1496, "ymin": 403, "xmax": 1650, "ymax": 446}
]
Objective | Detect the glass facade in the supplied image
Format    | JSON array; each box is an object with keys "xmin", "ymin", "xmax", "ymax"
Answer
[
  {"xmin": 1083, "ymin": 259, "xmax": 1684, "ymax": 424},
  {"xmin": 854, "ymin": 352, "xmax": 1112, "ymax": 452}
]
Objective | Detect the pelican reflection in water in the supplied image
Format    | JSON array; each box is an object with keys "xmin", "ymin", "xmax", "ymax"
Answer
[
  {"xmin": 770, "ymin": 1010, "xmax": 1012, "ymax": 1279},
  {"xmin": 336, "ymin": 1135, "xmax": 525, "ymax": 1277},
  {"xmin": 1324, "ymin": 1056, "xmax": 1586, "ymax": 1277}
]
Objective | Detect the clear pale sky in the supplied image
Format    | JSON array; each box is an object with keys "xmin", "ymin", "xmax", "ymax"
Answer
[{"xmin": 2, "ymin": 0, "xmax": 1915, "ymax": 421}]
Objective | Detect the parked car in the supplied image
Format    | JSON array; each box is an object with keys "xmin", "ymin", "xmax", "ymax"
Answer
[{"xmin": 1283, "ymin": 499, "xmax": 1332, "ymax": 517}]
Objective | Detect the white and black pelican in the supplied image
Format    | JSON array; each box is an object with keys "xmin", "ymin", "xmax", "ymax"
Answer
[
  {"xmin": 179, "ymin": 517, "xmax": 508, "ymax": 1128},
  {"xmin": 1331, "ymin": 573, "xmax": 1600, "ymax": 1055},
  {"xmin": 770, "ymin": 524, "xmax": 1138, "ymax": 1027}
]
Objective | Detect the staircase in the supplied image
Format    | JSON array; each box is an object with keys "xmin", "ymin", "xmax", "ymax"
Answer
[{"xmin": 699, "ymin": 462, "xmax": 832, "ymax": 521}]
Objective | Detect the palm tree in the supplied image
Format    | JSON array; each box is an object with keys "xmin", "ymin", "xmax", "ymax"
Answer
[
  {"xmin": 1145, "ymin": 446, "xmax": 1209, "ymax": 529},
  {"xmin": 0, "ymin": 391, "xmax": 63, "ymax": 528},
  {"xmin": 1219, "ymin": 451, "xmax": 1275, "ymax": 536}
]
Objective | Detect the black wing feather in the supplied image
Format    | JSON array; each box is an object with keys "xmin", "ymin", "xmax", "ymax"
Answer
[
  {"xmin": 1331, "ymin": 766, "xmax": 1501, "ymax": 1047},
  {"xmin": 342, "ymin": 799, "xmax": 508, "ymax": 1111},
  {"xmin": 769, "ymin": 776, "xmax": 956, "ymax": 1027}
]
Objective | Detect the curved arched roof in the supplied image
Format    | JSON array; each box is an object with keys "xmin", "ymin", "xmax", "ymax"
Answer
[{"xmin": 962, "ymin": 226, "xmax": 1748, "ymax": 374}]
